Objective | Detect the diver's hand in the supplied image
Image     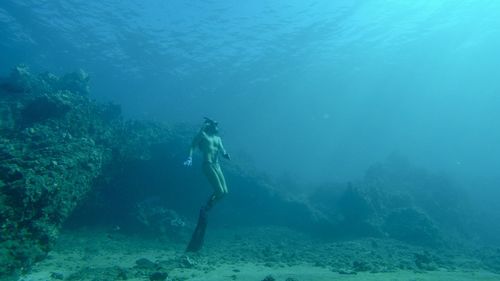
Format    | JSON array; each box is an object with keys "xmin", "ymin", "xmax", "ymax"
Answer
[
  {"xmin": 222, "ymin": 152, "xmax": 231, "ymax": 160},
  {"xmin": 183, "ymin": 157, "xmax": 193, "ymax": 166}
]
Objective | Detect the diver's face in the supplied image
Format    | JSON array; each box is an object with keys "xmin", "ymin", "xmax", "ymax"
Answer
[{"xmin": 206, "ymin": 123, "xmax": 219, "ymax": 134}]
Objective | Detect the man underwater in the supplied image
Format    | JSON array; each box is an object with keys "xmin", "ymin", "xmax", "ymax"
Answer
[{"xmin": 183, "ymin": 117, "xmax": 230, "ymax": 251}]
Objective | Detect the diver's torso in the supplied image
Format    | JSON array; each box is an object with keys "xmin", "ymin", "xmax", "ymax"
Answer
[{"xmin": 198, "ymin": 132, "xmax": 221, "ymax": 163}]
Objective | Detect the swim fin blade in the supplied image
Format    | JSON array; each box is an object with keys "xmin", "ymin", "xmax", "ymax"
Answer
[{"xmin": 186, "ymin": 207, "xmax": 208, "ymax": 252}]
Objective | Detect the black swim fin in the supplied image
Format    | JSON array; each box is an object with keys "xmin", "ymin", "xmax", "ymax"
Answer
[{"xmin": 186, "ymin": 207, "xmax": 208, "ymax": 252}]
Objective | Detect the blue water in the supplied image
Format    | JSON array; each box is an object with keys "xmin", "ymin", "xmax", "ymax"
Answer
[
  {"xmin": 2, "ymin": 1, "xmax": 500, "ymax": 186},
  {"xmin": 3, "ymin": 2, "xmax": 500, "ymax": 279},
  {"xmin": 2, "ymin": 0, "xmax": 500, "ymax": 239}
]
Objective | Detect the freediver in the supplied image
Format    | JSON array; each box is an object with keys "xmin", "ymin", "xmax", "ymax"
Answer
[{"xmin": 183, "ymin": 117, "xmax": 230, "ymax": 251}]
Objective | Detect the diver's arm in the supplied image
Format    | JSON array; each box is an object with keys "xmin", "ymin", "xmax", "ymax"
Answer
[
  {"xmin": 184, "ymin": 133, "xmax": 201, "ymax": 166},
  {"xmin": 188, "ymin": 138, "xmax": 198, "ymax": 158},
  {"xmin": 219, "ymin": 138, "xmax": 230, "ymax": 160}
]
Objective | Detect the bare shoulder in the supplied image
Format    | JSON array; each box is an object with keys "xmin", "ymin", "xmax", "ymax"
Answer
[
  {"xmin": 197, "ymin": 130, "xmax": 208, "ymax": 139},
  {"xmin": 192, "ymin": 130, "xmax": 206, "ymax": 144}
]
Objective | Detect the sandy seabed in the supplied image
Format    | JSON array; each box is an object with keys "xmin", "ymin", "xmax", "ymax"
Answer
[{"xmin": 18, "ymin": 226, "xmax": 500, "ymax": 281}]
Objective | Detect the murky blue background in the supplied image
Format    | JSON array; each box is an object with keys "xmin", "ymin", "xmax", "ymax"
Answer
[{"xmin": 1, "ymin": 1, "xmax": 499, "ymax": 196}]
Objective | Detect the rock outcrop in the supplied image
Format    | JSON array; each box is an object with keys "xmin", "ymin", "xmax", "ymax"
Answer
[
  {"xmin": 0, "ymin": 65, "xmax": 315, "ymax": 279},
  {"xmin": 0, "ymin": 65, "xmax": 120, "ymax": 278},
  {"xmin": 309, "ymin": 155, "xmax": 470, "ymax": 246},
  {"xmin": 0, "ymin": 65, "xmax": 481, "ymax": 280}
]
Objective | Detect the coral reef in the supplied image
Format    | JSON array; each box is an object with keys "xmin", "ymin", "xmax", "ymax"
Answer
[
  {"xmin": 0, "ymin": 65, "xmax": 120, "ymax": 278},
  {"xmin": 0, "ymin": 65, "xmax": 180, "ymax": 279}
]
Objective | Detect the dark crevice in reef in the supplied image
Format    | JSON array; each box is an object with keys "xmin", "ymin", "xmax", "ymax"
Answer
[{"xmin": 1, "ymin": 65, "xmax": 499, "ymax": 279}]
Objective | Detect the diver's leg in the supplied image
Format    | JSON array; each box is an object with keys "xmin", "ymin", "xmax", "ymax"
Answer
[
  {"xmin": 203, "ymin": 163, "xmax": 225, "ymax": 210},
  {"xmin": 206, "ymin": 165, "xmax": 228, "ymax": 209},
  {"xmin": 214, "ymin": 165, "xmax": 228, "ymax": 194}
]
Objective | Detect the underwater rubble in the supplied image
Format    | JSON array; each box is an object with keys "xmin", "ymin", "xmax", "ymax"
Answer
[
  {"xmin": 135, "ymin": 198, "xmax": 189, "ymax": 240},
  {"xmin": 22, "ymin": 226, "xmax": 499, "ymax": 280}
]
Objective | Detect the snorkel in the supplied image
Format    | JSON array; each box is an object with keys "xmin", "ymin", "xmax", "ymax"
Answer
[{"xmin": 203, "ymin": 117, "xmax": 219, "ymax": 134}]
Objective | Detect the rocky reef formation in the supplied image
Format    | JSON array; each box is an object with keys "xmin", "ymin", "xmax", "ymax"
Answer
[
  {"xmin": 310, "ymin": 155, "xmax": 471, "ymax": 247},
  {"xmin": 0, "ymin": 66, "xmax": 314, "ymax": 279},
  {"xmin": 0, "ymin": 65, "xmax": 492, "ymax": 280},
  {"xmin": 0, "ymin": 65, "xmax": 180, "ymax": 278},
  {"xmin": 135, "ymin": 198, "xmax": 188, "ymax": 239},
  {"xmin": 0, "ymin": 65, "xmax": 120, "ymax": 278}
]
